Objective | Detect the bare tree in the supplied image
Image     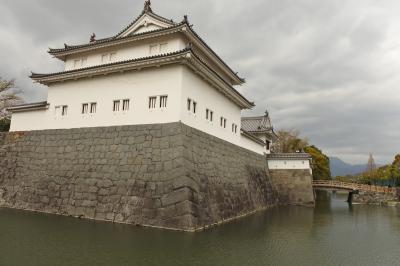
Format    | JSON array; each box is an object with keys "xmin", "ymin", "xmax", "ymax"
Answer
[
  {"xmin": 0, "ymin": 78, "xmax": 22, "ymax": 120},
  {"xmin": 274, "ymin": 129, "xmax": 309, "ymax": 153}
]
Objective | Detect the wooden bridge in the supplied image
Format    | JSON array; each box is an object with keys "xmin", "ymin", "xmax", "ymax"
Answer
[{"xmin": 312, "ymin": 180, "xmax": 396, "ymax": 194}]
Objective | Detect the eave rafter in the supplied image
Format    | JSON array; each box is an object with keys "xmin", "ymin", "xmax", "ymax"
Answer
[
  {"xmin": 31, "ymin": 49, "xmax": 254, "ymax": 109},
  {"xmin": 47, "ymin": 23, "xmax": 245, "ymax": 85}
]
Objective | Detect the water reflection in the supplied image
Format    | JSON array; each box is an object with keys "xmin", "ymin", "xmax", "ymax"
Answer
[{"xmin": 0, "ymin": 191, "xmax": 399, "ymax": 266}]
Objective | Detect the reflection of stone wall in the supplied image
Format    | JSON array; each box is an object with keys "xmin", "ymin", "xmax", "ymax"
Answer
[
  {"xmin": 269, "ymin": 169, "xmax": 315, "ymax": 206},
  {"xmin": 0, "ymin": 122, "xmax": 278, "ymax": 231},
  {"xmin": 353, "ymin": 190, "xmax": 398, "ymax": 205}
]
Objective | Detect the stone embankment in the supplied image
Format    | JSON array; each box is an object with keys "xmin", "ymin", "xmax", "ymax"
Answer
[
  {"xmin": 269, "ymin": 169, "xmax": 314, "ymax": 206},
  {"xmin": 0, "ymin": 123, "xmax": 284, "ymax": 231},
  {"xmin": 353, "ymin": 189, "xmax": 399, "ymax": 205}
]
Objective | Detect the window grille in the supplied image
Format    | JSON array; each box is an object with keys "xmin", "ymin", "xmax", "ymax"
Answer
[
  {"xmin": 149, "ymin": 97, "xmax": 157, "ymax": 109},
  {"xmin": 193, "ymin": 101, "xmax": 197, "ymax": 114},
  {"xmin": 82, "ymin": 103, "xmax": 88, "ymax": 114},
  {"xmin": 61, "ymin": 106, "xmax": 68, "ymax": 116},
  {"xmin": 160, "ymin": 96, "xmax": 168, "ymax": 108},
  {"xmin": 122, "ymin": 99, "xmax": 130, "ymax": 111},
  {"xmin": 113, "ymin": 100, "xmax": 120, "ymax": 111},
  {"xmin": 90, "ymin": 103, "xmax": 97, "ymax": 113}
]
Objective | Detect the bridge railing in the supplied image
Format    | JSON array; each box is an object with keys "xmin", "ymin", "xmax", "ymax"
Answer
[{"xmin": 312, "ymin": 180, "xmax": 396, "ymax": 194}]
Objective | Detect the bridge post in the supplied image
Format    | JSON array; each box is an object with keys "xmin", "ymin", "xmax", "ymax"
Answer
[
  {"xmin": 347, "ymin": 190, "xmax": 359, "ymax": 203},
  {"xmin": 347, "ymin": 192, "xmax": 352, "ymax": 203}
]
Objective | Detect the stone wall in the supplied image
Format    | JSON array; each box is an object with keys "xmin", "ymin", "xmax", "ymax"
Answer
[
  {"xmin": 0, "ymin": 122, "xmax": 278, "ymax": 231},
  {"xmin": 0, "ymin": 132, "xmax": 5, "ymax": 146},
  {"xmin": 269, "ymin": 169, "xmax": 315, "ymax": 206},
  {"xmin": 353, "ymin": 190, "xmax": 398, "ymax": 205},
  {"xmin": 181, "ymin": 125, "xmax": 278, "ymax": 227}
]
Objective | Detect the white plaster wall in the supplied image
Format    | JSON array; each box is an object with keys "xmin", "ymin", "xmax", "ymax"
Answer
[
  {"xmin": 180, "ymin": 67, "xmax": 240, "ymax": 142},
  {"xmin": 250, "ymin": 133, "xmax": 271, "ymax": 154},
  {"xmin": 64, "ymin": 35, "xmax": 186, "ymax": 71},
  {"xmin": 10, "ymin": 110, "xmax": 48, "ymax": 132},
  {"xmin": 11, "ymin": 64, "xmax": 266, "ymax": 154},
  {"xmin": 180, "ymin": 67, "xmax": 265, "ymax": 154},
  {"xmin": 11, "ymin": 66, "xmax": 182, "ymax": 131},
  {"xmin": 239, "ymin": 135, "xmax": 267, "ymax": 155},
  {"xmin": 267, "ymin": 159, "xmax": 311, "ymax": 170}
]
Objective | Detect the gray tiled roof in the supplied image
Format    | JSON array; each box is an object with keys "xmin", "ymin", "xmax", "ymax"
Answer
[
  {"xmin": 267, "ymin": 153, "xmax": 312, "ymax": 160},
  {"xmin": 47, "ymin": 7, "xmax": 245, "ymax": 83},
  {"xmin": 241, "ymin": 114, "xmax": 273, "ymax": 133}
]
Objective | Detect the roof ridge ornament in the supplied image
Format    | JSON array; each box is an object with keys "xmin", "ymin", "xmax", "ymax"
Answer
[
  {"xmin": 90, "ymin": 33, "xmax": 96, "ymax": 43},
  {"xmin": 144, "ymin": 0, "xmax": 152, "ymax": 13}
]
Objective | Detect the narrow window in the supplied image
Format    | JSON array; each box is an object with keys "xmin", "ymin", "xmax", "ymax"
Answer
[
  {"xmin": 206, "ymin": 109, "xmax": 209, "ymax": 120},
  {"xmin": 81, "ymin": 58, "xmax": 87, "ymax": 67},
  {"xmin": 90, "ymin": 102, "xmax": 97, "ymax": 113},
  {"xmin": 159, "ymin": 43, "xmax": 168, "ymax": 53},
  {"xmin": 232, "ymin": 124, "xmax": 238, "ymax": 133},
  {"xmin": 220, "ymin": 117, "xmax": 223, "ymax": 127},
  {"xmin": 149, "ymin": 44, "xmax": 158, "ymax": 55},
  {"xmin": 187, "ymin": 98, "xmax": 192, "ymax": 111},
  {"xmin": 82, "ymin": 103, "xmax": 88, "ymax": 114},
  {"xmin": 113, "ymin": 100, "xmax": 120, "ymax": 111},
  {"xmin": 122, "ymin": 99, "xmax": 130, "ymax": 111},
  {"xmin": 223, "ymin": 118, "xmax": 226, "ymax": 128},
  {"xmin": 101, "ymin": 54, "xmax": 109, "ymax": 62},
  {"xmin": 210, "ymin": 111, "xmax": 213, "ymax": 122},
  {"xmin": 160, "ymin": 96, "xmax": 168, "ymax": 108},
  {"xmin": 110, "ymin": 52, "xmax": 117, "ymax": 62},
  {"xmin": 74, "ymin": 59, "xmax": 80, "ymax": 68},
  {"xmin": 193, "ymin": 101, "xmax": 197, "ymax": 114},
  {"xmin": 55, "ymin": 106, "xmax": 61, "ymax": 116},
  {"xmin": 149, "ymin": 97, "xmax": 157, "ymax": 109},
  {"xmin": 61, "ymin": 105, "xmax": 68, "ymax": 116}
]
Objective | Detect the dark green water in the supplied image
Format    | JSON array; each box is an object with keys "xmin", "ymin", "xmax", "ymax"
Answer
[{"xmin": 1, "ymin": 191, "xmax": 399, "ymax": 266}]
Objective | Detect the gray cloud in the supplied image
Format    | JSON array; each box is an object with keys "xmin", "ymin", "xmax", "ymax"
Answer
[{"xmin": 1, "ymin": 0, "xmax": 399, "ymax": 164}]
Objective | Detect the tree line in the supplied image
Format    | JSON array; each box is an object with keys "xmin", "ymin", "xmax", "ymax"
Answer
[
  {"xmin": 336, "ymin": 154, "xmax": 400, "ymax": 187},
  {"xmin": 274, "ymin": 129, "xmax": 331, "ymax": 180}
]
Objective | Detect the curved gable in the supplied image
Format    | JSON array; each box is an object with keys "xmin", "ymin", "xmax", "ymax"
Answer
[{"xmin": 118, "ymin": 13, "xmax": 174, "ymax": 37}]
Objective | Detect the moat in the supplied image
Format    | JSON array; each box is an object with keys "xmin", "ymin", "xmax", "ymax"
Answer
[{"xmin": 1, "ymin": 191, "xmax": 399, "ymax": 266}]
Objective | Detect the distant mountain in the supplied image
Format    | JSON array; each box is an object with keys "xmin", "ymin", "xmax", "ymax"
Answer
[{"xmin": 329, "ymin": 157, "xmax": 367, "ymax": 177}]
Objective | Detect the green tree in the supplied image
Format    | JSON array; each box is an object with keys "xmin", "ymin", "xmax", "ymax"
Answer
[
  {"xmin": 304, "ymin": 145, "xmax": 331, "ymax": 180},
  {"xmin": 354, "ymin": 154, "xmax": 400, "ymax": 187}
]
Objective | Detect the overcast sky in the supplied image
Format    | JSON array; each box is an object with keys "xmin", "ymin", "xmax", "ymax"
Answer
[{"xmin": 1, "ymin": 0, "xmax": 399, "ymax": 164}]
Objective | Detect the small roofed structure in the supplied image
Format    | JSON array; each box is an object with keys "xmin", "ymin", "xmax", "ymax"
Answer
[
  {"xmin": 241, "ymin": 109, "xmax": 278, "ymax": 152},
  {"xmin": 266, "ymin": 152, "xmax": 313, "ymax": 173}
]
